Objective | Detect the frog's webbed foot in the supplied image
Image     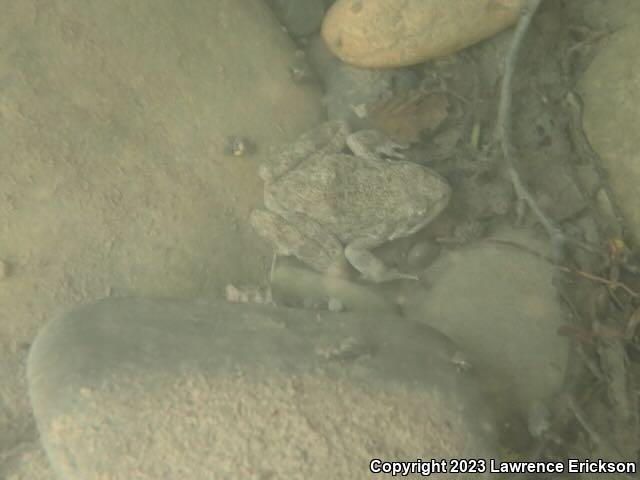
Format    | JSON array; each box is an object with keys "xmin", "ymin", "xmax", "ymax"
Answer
[
  {"xmin": 374, "ymin": 138, "xmax": 410, "ymax": 160},
  {"xmin": 344, "ymin": 242, "xmax": 418, "ymax": 283},
  {"xmin": 346, "ymin": 130, "xmax": 409, "ymax": 161},
  {"xmin": 250, "ymin": 209, "xmax": 346, "ymax": 276}
]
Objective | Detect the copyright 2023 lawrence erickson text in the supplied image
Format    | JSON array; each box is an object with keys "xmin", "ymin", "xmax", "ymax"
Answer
[{"xmin": 369, "ymin": 458, "xmax": 637, "ymax": 476}]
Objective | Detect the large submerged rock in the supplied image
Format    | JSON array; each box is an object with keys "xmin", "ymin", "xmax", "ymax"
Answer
[
  {"xmin": 28, "ymin": 298, "xmax": 499, "ymax": 479},
  {"xmin": 404, "ymin": 228, "xmax": 569, "ymax": 413}
]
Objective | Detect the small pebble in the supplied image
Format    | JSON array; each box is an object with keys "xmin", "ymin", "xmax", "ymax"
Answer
[
  {"xmin": 224, "ymin": 136, "xmax": 256, "ymax": 157},
  {"xmin": 406, "ymin": 241, "xmax": 441, "ymax": 269},
  {"xmin": 225, "ymin": 284, "xmax": 247, "ymax": 303},
  {"xmin": 328, "ymin": 297, "xmax": 344, "ymax": 312},
  {"xmin": 527, "ymin": 400, "xmax": 551, "ymax": 438},
  {"xmin": 225, "ymin": 284, "xmax": 271, "ymax": 304}
]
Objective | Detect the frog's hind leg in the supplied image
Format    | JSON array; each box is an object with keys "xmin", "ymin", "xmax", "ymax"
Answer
[
  {"xmin": 345, "ymin": 239, "xmax": 418, "ymax": 283},
  {"xmin": 250, "ymin": 209, "xmax": 347, "ymax": 277}
]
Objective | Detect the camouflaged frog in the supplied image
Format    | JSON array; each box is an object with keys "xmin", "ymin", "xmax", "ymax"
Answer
[{"xmin": 250, "ymin": 120, "xmax": 451, "ymax": 282}]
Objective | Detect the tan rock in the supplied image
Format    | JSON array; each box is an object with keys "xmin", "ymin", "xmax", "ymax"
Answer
[
  {"xmin": 0, "ymin": 0, "xmax": 323, "ymax": 476},
  {"xmin": 321, "ymin": 0, "xmax": 527, "ymax": 68},
  {"xmin": 0, "ymin": 0, "xmax": 324, "ymax": 304}
]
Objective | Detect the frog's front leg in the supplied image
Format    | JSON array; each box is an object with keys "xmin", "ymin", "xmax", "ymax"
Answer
[
  {"xmin": 346, "ymin": 130, "xmax": 409, "ymax": 161},
  {"xmin": 250, "ymin": 209, "xmax": 347, "ymax": 276},
  {"xmin": 345, "ymin": 238, "xmax": 418, "ymax": 283}
]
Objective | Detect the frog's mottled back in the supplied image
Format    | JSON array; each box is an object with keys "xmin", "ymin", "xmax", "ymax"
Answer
[{"xmin": 266, "ymin": 152, "xmax": 450, "ymax": 244}]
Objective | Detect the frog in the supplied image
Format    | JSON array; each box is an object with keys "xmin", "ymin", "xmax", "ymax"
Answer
[{"xmin": 250, "ymin": 120, "xmax": 451, "ymax": 283}]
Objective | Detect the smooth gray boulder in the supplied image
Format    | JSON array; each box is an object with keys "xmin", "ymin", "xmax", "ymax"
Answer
[
  {"xmin": 404, "ymin": 228, "xmax": 569, "ymax": 414},
  {"xmin": 28, "ymin": 297, "xmax": 499, "ymax": 479}
]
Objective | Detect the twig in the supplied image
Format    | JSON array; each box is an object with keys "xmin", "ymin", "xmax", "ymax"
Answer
[
  {"xmin": 565, "ymin": 395, "xmax": 628, "ymax": 462},
  {"xmin": 484, "ymin": 238, "xmax": 640, "ymax": 297},
  {"xmin": 556, "ymin": 266, "xmax": 640, "ymax": 298},
  {"xmin": 493, "ymin": 0, "xmax": 565, "ymax": 248}
]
